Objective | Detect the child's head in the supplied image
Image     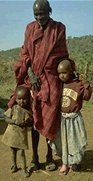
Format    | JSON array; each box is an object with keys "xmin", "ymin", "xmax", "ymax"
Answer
[
  {"xmin": 57, "ymin": 60, "xmax": 73, "ymax": 83},
  {"xmin": 15, "ymin": 86, "xmax": 31, "ymax": 108}
]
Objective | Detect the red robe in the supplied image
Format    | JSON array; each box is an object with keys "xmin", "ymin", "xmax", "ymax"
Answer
[{"xmin": 8, "ymin": 18, "xmax": 68, "ymax": 140}]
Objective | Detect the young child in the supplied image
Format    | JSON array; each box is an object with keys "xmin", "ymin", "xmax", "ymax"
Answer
[
  {"xmin": 2, "ymin": 85, "xmax": 33, "ymax": 177},
  {"xmin": 50, "ymin": 59, "xmax": 92, "ymax": 175}
]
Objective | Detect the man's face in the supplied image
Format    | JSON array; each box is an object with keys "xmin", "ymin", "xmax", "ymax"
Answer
[{"xmin": 33, "ymin": 4, "xmax": 50, "ymax": 27}]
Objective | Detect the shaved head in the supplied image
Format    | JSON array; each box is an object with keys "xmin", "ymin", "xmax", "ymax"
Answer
[
  {"xmin": 16, "ymin": 85, "xmax": 30, "ymax": 98},
  {"xmin": 33, "ymin": 0, "xmax": 52, "ymax": 13},
  {"xmin": 57, "ymin": 60, "xmax": 73, "ymax": 73}
]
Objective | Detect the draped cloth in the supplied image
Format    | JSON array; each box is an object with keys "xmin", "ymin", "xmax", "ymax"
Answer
[{"xmin": 8, "ymin": 18, "xmax": 68, "ymax": 140}]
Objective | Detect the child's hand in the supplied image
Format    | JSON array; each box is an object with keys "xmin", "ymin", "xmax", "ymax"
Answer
[
  {"xmin": 14, "ymin": 120, "xmax": 22, "ymax": 126},
  {"xmin": 79, "ymin": 74, "xmax": 91, "ymax": 90},
  {"xmin": 17, "ymin": 122, "xmax": 26, "ymax": 127},
  {"xmin": 14, "ymin": 120, "xmax": 32, "ymax": 127},
  {"xmin": 79, "ymin": 74, "xmax": 88, "ymax": 84},
  {"xmin": 79, "ymin": 74, "xmax": 85, "ymax": 80}
]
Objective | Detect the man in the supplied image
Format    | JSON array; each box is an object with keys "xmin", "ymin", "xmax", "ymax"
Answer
[{"xmin": 8, "ymin": 0, "xmax": 69, "ymax": 171}]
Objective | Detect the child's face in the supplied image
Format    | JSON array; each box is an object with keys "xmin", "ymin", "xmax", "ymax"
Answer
[
  {"xmin": 16, "ymin": 90, "xmax": 29, "ymax": 108},
  {"xmin": 58, "ymin": 64, "xmax": 71, "ymax": 83}
]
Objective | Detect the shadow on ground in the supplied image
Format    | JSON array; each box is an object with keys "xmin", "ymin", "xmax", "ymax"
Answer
[
  {"xmin": 79, "ymin": 150, "xmax": 93, "ymax": 172},
  {"xmin": 28, "ymin": 151, "xmax": 93, "ymax": 175},
  {"xmin": 27, "ymin": 150, "xmax": 93, "ymax": 173}
]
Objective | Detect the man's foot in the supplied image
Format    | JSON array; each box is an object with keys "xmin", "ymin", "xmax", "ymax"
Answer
[
  {"xmin": 11, "ymin": 165, "xmax": 18, "ymax": 173},
  {"xmin": 45, "ymin": 160, "xmax": 56, "ymax": 171},
  {"xmin": 27, "ymin": 161, "xmax": 41, "ymax": 173},
  {"xmin": 27, "ymin": 155, "xmax": 41, "ymax": 173}
]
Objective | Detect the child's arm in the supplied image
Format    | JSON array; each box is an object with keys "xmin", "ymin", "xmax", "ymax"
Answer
[
  {"xmin": 79, "ymin": 74, "xmax": 92, "ymax": 101},
  {"xmin": 4, "ymin": 116, "xmax": 15, "ymax": 124},
  {"xmin": 17, "ymin": 118, "xmax": 33, "ymax": 127},
  {"xmin": 14, "ymin": 112, "xmax": 33, "ymax": 127},
  {"xmin": 82, "ymin": 80, "xmax": 92, "ymax": 101},
  {"xmin": 4, "ymin": 108, "xmax": 16, "ymax": 124}
]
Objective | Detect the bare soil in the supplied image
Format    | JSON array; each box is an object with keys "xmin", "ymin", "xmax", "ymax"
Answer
[{"xmin": 0, "ymin": 103, "xmax": 93, "ymax": 181}]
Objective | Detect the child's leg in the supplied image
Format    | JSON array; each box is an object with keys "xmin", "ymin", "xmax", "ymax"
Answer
[
  {"xmin": 59, "ymin": 117, "xmax": 69, "ymax": 175},
  {"xmin": 20, "ymin": 150, "xmax": 26, "ymax": 171},
  {"xmin": 10, "ymin": 147, "xmax": 18, "ymax": 173},
  {"xmin": 20, "ymin": 150, "xmax": 30, "ymax": 177}
]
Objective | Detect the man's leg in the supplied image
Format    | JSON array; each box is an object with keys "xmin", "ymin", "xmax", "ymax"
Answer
[
  {"xmin": 31, "ymin": 127, "xmax": 40, "ymax": 164},
  {"xmin": 28, "ymin": 127, "xmax": 40, "ymax": 172},
  {"xmin": 46, "ymin": 138, "xmax": 52, "ymax": 162},
  {"xmin": 45, "ymin": 139, "xmax": 56, "ymax": 171}
]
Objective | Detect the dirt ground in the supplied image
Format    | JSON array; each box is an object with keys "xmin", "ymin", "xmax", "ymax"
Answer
[{"xmin": 0, "ymin": 103, "xmax": 93, "ymax": 181}]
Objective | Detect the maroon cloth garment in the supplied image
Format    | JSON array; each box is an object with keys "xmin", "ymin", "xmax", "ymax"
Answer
[
  {"xmin": 8, "ymin": 18, "xmax": 68, "ymax": 140},
  {"xmin": 61, "ymin": 79, "xmax": 92, "ymax": 113}
]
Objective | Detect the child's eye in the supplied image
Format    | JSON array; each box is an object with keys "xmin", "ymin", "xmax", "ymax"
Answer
[{"xmin": 17, "ymin": 97, "xmax": 21, "ymax": 100}]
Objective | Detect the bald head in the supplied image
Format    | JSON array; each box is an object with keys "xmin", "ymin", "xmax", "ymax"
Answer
[
  {"xmin": 33, "ymin": 0, "xmax": 52, "ymax": 13},
  {"xmin": 33, "ymin": 0, "xmax": 52, "ymax": 27},
  {"xmin": 16, "ymin": 85, "xmax": 30, "ymax": 98},
  {"xmin": 57, "ymin": 60, "xmax": 73, "ymax": 74}
]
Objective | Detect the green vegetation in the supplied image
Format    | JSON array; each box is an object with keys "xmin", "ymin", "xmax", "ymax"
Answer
[
  {"xmin": 67, "ymin": 35, "xmax": 93, "ymax": 84},
  {"xmin": 0, "ymin": 35, "xmax": 93, "ymax": 109},
  {"xmin": 0, "ymin": 48, "xmax": 20, "ymax": 108}
]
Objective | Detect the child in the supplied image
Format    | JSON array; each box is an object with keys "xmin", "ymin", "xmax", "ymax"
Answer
[
  {"xmin": 50, "ymin": 59, "xmax": 92, "ymax": 174},
  {"xmin": 2, "ymin": 85, "xmax": 33, "ymax": 177}
]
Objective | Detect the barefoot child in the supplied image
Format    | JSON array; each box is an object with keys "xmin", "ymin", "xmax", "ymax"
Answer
[
  {"xmin": 2, "ymin": 86, "xmax": 33, "ymax": 177},
  {"xmin": 50, "ymin": 60, "xmax": 92, "ymax": 174}
]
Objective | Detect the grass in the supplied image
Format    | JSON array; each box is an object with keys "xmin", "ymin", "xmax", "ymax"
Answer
[{"xmin": 0, "ymin": 58, "xmax": 93, "ymax": 110}]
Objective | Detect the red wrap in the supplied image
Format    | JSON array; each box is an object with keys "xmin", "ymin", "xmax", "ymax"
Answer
[{"xmin": 8, "ymin": 18, "xmax": 68, "ymax": 140}]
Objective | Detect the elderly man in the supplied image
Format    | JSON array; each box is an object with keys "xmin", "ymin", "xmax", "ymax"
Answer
[{"xmin": 8, "ymin": 0, "xmax": 69, "ymax": 171}]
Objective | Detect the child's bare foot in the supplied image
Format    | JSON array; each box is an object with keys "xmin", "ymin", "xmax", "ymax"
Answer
[{"xmin": 59, "ymin": 164, "xmax": 69, "ymax": 175}]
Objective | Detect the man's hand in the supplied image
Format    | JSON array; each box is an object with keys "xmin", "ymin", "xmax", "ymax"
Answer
[{"xmin": 28, "ymin": 67, "xmax": 41, "ymax": 91}]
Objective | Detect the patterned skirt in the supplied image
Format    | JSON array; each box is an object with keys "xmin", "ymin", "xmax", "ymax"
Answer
[{"xmin": 49, "ymin": 112, "xmax": 87, "ymax": 165}]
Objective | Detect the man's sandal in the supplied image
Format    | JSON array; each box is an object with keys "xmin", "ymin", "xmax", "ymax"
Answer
[
  {"xmin": 45, "ymin": 160, "xmax": 56, "ymax": 171},
  {"xmin": 27, "ymin": 161, "xmax": 41, "ymax": 173}
]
